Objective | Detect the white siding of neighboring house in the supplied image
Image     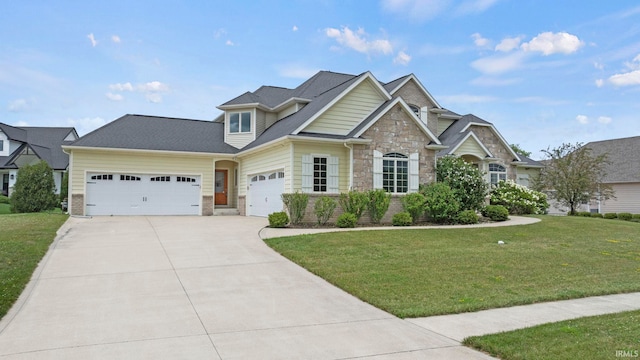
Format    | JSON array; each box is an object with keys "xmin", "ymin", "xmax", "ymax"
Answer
[
  {"xmin": 238, "ymin": 141, "xmax": 291, "ymax": 197},
  {"xmin": 303, "ymin": 80, "xmax": 385, "ymax": 135},
  {"xmin": 0, "ymin": 131, "xmax": 8, "ymax": 157},
  {"xmin": 516, "ymin": 167, "xmax": 540, "ymax": 188},
  {"xmin": 599, "ymin": 182, "xmax": 640, "ymax": 214},
  {"xmin": 437, "ymin": 118, "xmax": 455, "ymax": 136},
  {"xmin": 292, "ymin": 143, "xmax": 349, "ymax": 193}
]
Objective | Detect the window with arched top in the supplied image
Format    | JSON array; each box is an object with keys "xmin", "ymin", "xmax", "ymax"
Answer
[{"xmin": 489, "ymin": 163, "xmax": 506, "ymax": 186}]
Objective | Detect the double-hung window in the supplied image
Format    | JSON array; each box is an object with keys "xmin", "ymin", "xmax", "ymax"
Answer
[
  {"xmin": 313, "ymin": 157, "xmax": 327, "ymax": 192},
  {"xmin": 489, "ymin": 163, "xmax": 507, "ymax": 186},
  {"xmin": 383, "ymin": 153, "xmax": 409, "ymax": 193},
  {"xmin": 229, "ymin": 112, "xmax": 251, "ymax": 133}
]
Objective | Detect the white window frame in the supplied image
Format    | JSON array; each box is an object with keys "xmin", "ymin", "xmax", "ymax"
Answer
[
  {"xmin": 229, "ymin": 111, "xmax": 251, "ymax": 133},
  {"xmin": 374, "ymin": 151, "xmax": 419, "ymax": 193},
  {"xmin": 382, "ymin": 152, "xmax": 409, "ymax": 194},
  {"xmin": 489, "ymin": 163, "xmax": 507, "ymax": 186}
]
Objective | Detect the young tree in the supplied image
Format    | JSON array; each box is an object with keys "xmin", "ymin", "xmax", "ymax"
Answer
[
  {"xmin": 510, "ymin": 143, "xmax": 532, "ymax": 157},
  {"xmin": 9, "ymin": 161, "xmax": 59, "ymax": 213},
  {"xmin": 534, "ymin": 143, "xmax": 614, "ymax": 215}
]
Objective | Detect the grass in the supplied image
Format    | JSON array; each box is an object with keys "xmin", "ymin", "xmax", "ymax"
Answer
[
  {"xmin": 463, "ymin": 309, "xmax": 640, "ymax": 360},
  {"xmin": 265, "ymin": 215, "xmax": 640, "ymax": 318},
  {"xmin": 0, "ymin": 203, "xmax": 10, "ymax": 214},
  {"xmin": 0, "ymin": 212, "xmax": 68, "ymax": 320}
]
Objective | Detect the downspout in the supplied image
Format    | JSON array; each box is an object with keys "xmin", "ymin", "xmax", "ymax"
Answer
[{"xmin": 344, "ymin": 142, "xmax": 353, "ymax": 190}]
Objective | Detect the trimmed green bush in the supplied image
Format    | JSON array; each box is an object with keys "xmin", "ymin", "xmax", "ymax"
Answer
[
  {"xmin": 336, "ymin": 212, "xmax": 357, "ymax": 228},
  {"xmin": 482, "ymin": 205, "xmax": 509, "ymax": 222},
  {"xmin": 367, "ymin": 189, "xmax": 391, "ymax": 224},
  {"xmin": 633, "ymin": 214, "xmax": 640, "ymax": 220},
  {"xmin": 314, "ymin": 196, "xmax": 337, "ymax": 226},
  {"xmin": 591, "ymin": 213, "xmax": 603, "ymax": 218},
  {"xmin": 421, "ymin": 182, "xmax": 460, "ymax": 224},
  {"xmin": 0, "ymin": 194, "xmax": 9, "ymax": 204},
  {"xmin": 392, "ymin": 212, "xmax": 412, "ymax": 226},
  {"xmin": 604, "ymin": 213, "xmax": 618, "ymax": 219},
  {"xmin": 268, "ymin": 211, "xmax": 289, "ymax": 228},
  {"xmin": 281, "ymin": 192, "xmax": 309, "ymax": 225},
  {"xmin": 401, "ymin": 192, "xmax": 426, "ymax": 223},
  {"xmin": 490, "ymin": 180, "xmax": 549, "ymax": 215},
  {"xmin": 339, "ymin": 191, "xmax": 369, "ymax": 221},
  {"xmin": 578, "ymin": 211, "xmax": 592, "ymax": 217},
  {"xmin": 10, "ymin": 161, "xmax": 58, "ymax": 213},
  {"xmin": 456, "ymin": 210, "xmax": 479, "ymax": 225},
  {"xmin": 618, "ymin": 212, "xmax": 633, "ymax": 221}
]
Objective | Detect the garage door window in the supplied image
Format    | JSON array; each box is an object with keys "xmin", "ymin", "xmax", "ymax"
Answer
[
  {"xmin": 91, "ymin": 174, "xmax": 113, "ymax": 180},
  {"xmin": 177, "ymin": 176, "xmax": 197, "ymax": 183},
  {"xmin": 150, "ymin": 176, "xmax": 171, "ymax": 182},
  {"xmin": 120, "ymin": 175, "xmax": 141, "ymax": 181}
]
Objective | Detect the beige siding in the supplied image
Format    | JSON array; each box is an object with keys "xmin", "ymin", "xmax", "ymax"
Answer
[
  {"xmin": 224, "ymin": 108, "xmax": 256, "ymax": 149},
  {"xmin": 256, "ymin": 109, "xmax": 267, "ymax": 137},
  {"xmin": 277, "ymin": 104, "xmax": 298, "ymax": 120},
  {"xmin": 455, "ymin": 137, "xmax": 487, "ymax": 158},
  {"xmin": 265, "ymin": 112, "xmax": 278, "ymax": 129},
  {"xmin": 292, "ymin": 143, "xmax": 349, "ymax": 193},
  {"xmin": 437, "ymin": 118, "xmax": 455, "ymax": 135},
  {"xmin": 516, "ymin": 167, "xmax": 540, "ymax": 188},
  {"xmin": 239, "ymin": 142, "xmax": 291, "ymax": 196},
  {"xmin": 70, "ymin": 149, "xmax": 215, "ymax": 196},
  {"xmin": 304, "ymin": 80, "xmax": 384, "ymax": 135},
  {"xmin": 600, "ymin": 183, "xmax": 640, "ymax": 214}
]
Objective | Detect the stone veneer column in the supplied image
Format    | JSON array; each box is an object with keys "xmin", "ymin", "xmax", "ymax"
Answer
[
  {"xmin": 71, "ymin": 194, "xmax": 84, "ymax": 216},
  {"xmin": 202, "ymin": 196, "xmax": 213, "ymax": 216},
  {"xmin": 238, "ymin": 196, "xmax": 246, "ymax": 216}
]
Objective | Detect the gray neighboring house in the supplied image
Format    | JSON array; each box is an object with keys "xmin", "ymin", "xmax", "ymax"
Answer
[
  {"xmin": 0, "ymin": 122, "xmax": 79, "ymax": 197},
  {"xmin": 586, "ymin": 136, "xmax": 640, "ymax": 214}
]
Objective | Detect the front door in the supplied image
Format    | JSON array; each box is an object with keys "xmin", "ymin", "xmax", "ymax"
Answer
[
  {"xmin": 215, "ymin": 170, "xmax": 228, "ymax": 205},
  {"xmin": 2, "ymin": 174, "xmax": 8, "ymax": 196}
]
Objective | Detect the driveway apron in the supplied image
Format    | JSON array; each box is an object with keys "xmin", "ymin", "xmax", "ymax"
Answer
[{"xmin": 0, "ymin": 216, "xmax": 494, "ymax": 359}]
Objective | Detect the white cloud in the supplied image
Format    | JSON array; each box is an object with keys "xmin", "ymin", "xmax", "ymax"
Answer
[
  {"xmin": 576, "ymin": 115, "xmax": 588, "ymax": 124},
  {"xmin": 106, "ymin": 92, "xmax": 124, "ymax": 101},
  {"xmin": 8, "ymin": 98, "xmax": 28, "ymax": 112},
  {"xmin": 66, "ymin": 117, "xmax": 107, "ymax": 136},
  {"xmin": 214, "ymin": 28, "xmax": 226, "ymax": 38},
  {"xmin": 87, "ymin": 33, "xmax": 97, "ymax": 47},
  {"xmin": 597, "ymin": 116, "xmax": 612, "ymax": 124},
  {"xmin": 471, "ymin": 51, "xmax": 526, "ymax": 74},
  {"xmin": 277, "ymin": 65, "xmax": 321, "ymax": 79},
  {"xmin": 455, "ymin": 0, "xmax": 500, "ymax": 15},
  {"xmin": 495, "ymin": 36, "xmax": 523, "ymax": 52},
  {"xmin": 225, "ymin": 40, "xmax": 234, "ymax": 46},
  {"xmin": 111, "ymin": 35, "xmax": 121, "ymax": 43},
  {"xmin": 325, "ymin": 26, "xmax": 393, "ymax": 55},
  {"xmin": 595, "ymin": 79, "xmax": 605, "ymax": 87},
  {"xmin": 381, "ymin": 0, "xmax": 451, "ymax": 21},
  {"xmin": 145, "ymin": 93, "xmax": 163, "ymax": 103},
  {"xmin": 608, "ymin": 69, "xmax": 640, "ymax": 86},
  {"xmin": 471, "ymin": 33, "xmax": 490, "ymax": 47},
  {"xmin": 593, "ymin": 61, "xmax": 604, "ymax": 70},
  {"xmin": 109, "ymin": 82, "xmax": 134, "ymax": 92},
  {"xmin": 292, "ymin": 25, "xmax": 298, "ymax": 32},
  {"xmin": 521, "ymin": 32, "xmax": 584, "ymax": 55},
  {"xmin": 137, "ymin": 81, "xmax": 169, "ymax": 92},
  {"xmin": 394, "ymin": 51, "xmax": 412, "ymax": 65}
]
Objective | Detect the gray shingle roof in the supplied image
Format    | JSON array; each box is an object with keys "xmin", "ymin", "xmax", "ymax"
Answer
[
  {"xmin": 69, "ymin": 115, "xmax": 238, "ymax": 154},
  {"xmin": 584, "ymin": 136, "xmax": 640, "ymax": 183},
  {"xmin": 0, "ymin": 123, "xmax": 76, "ymax": 170}
]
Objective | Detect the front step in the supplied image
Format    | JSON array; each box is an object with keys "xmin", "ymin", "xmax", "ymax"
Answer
[{"xmin": 213, "ymin": 208, "xmax": 240, "ymax": 216}]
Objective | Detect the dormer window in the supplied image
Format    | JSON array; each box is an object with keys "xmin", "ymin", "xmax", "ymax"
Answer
[
  {"xmin": 230, "ymin": 111, "xmax": 251, "ymax": 133},
  {"xmin": 409, "ymin": 105, "xmax": 420, "ymax": 118}
]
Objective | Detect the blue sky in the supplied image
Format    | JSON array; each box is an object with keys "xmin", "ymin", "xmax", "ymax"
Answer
[{"xmin": 1, "ymin": 0, "xmax": 639, "ymax": 159}]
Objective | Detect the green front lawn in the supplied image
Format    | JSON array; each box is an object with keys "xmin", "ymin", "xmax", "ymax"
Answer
[
  {"xmin": 0, "ymin": 203, "xmax": 10, "ymax": 214},
  {"xmin": 464, "ymin": 309, "xmax": 640, "ymax": 360},
  {"xmin": 0, "ymin": 213, "xmax": 68, "ymax": 319},
  {"xmin": 265, "ymin": 216, "xmax": 640, "ymax": 318}
]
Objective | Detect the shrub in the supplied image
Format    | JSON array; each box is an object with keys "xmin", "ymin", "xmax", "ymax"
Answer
[
  {"xmin": 591, "ymin": 213, "xmax": 603, "ymax": 218},
  {"xmin": 633, "ymin": 214, "xmax": 640, "ymax": 220},
  {"xmin": 436, "ymin": 156, "xmax": 488, "ymax": 211},
  {"xmin": 578, "ymin": 211, "xmax": 592, "ymax": 217},
  {"xmin": 482, "ymin": 205, "xmax": 509, "ymax": 221},
  {"xmin": 456, "ymin": 210, "xmax": 479, "ymax": 225},
  {"xmin": 281, "ymin": 192, "xmax": 309, "ymax": 225},
  {"xmin": 367, "ymin": 189, "xmax": 391, "ymax": 224},
  {"xmin": 268, "ymin": 212, "xmax": 289, "ymax": 228},
  {"xmin": 314, "ymin": 196, "xmax": 337, "ymax": 226},
  {"xmin": 401, "ymin": 192, "xmax": 426, "ymax": 223},
  {"xmin": 604, "ymin": 213, "xmax": 618, "ymax": 219},
  {"xmin": 339, "ymin": 191, "xmax": 369, "ymax": 221},
  {"xmin": 0, "ymin": 194, "xmax": 9, "ymax": 204},
  {"xmin": 618, "ymin": 212, "xmax": 633, "ymax": 221},
  {"xmin": 336, "ymin": 212, "xmax": 357, "ymax": 228},
  {"xmin": 392, "ymin": 212, "xmax": 412, "ymax": 226},
  {"xmin": 420, "ymin": 182, "xmax": 460, "ymax": 224},
  {"xmin": 10, "ymin": 161, "xmax": 58, "ymax": 213},
  {"xmin": 490, "ymin": 180, "xmax": 549, "ymax": 215}
]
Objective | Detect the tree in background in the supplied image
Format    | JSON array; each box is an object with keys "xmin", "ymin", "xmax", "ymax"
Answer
[
  {"xmin": 533, "ymin": 143, "xmax": 614, "ymax": 215},
  {"xmin": 9, "ymin": 161, "xmax": 58, "ymax": 213},
  {"xmin": 510, "ymin": 143, "xmax": 532, "ymax": 157}
]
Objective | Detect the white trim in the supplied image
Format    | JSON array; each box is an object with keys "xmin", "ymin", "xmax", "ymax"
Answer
[
  {"xmin": 409, "ymin": 152, "xmax": 419, "ymax": 193},
  {"xmin": 448, "ymin": 131, "xmax": 493, "ymax": 158},
  {"xmin": 291, "ymin": 72, "xmax": 392, "ymax": 135},
  {"xmin": 386, "ymin": 74, "xmax": 442, "ymax": 109},
  {"xmin": 460, "ymin": 122, "xmax": 521, "ymax": 161},
  {"xmin": 352, "ymin": 97, "xmax": 441, "ymax": 144},
  {"xmin": 62, "ymin": 145, "xmax": 233, "ymax": 158}
]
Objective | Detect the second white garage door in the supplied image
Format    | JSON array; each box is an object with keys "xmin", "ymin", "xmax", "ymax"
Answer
[
  {"xmin": 248, "ymin": 171, "xmax": 284, "ymax": 217},
  {"xmin": 86, "ymin": 173, "xmax": 201, "ymax": 216}
]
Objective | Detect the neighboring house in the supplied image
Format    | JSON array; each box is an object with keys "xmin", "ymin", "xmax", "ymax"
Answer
[
  {"xmin": 0, "ymin": 123, "xmax": 78, "ymax": 197},
  {"xmin": 586, "ymin": 136, "xmax": 640, "ymax": 214},
  {"xmin": 63, "ymin": 71, "xmax": 541, "ymax": 217}
]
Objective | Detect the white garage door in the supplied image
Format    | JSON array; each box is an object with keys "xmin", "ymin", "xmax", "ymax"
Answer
[
  {"xmin": 249, "ymin": 171, "xmax": 284, "ymax": 217},
  {"xmin": 86, "ymin": 173, "xmax": 201, "ymax": 216}
]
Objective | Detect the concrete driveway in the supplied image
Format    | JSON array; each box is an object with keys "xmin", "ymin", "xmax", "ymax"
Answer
[{"xmin": 0, "ymin": 216, "xmax": 494, "ymax": 359}]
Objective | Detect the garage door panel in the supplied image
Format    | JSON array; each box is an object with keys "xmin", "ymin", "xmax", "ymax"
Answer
[{"xmin": 248, "ymin": 171, "xmax": 284, "ymax": 217}]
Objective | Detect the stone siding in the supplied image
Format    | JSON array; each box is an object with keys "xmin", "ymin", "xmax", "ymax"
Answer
[
  {"xmin": 296, "ymin": 193, "xmax": 407, "ymax": 225},
  {"xmin": 238, "ymin": 196, "xmax": 246, "ymax": 216},
  {"xmin": 202, "ymin": 196, "xmax": 213, "ymax": 216},
  {"xmin": 71, "ymin": 194, "xmax": 84, "ymax": 216},
  {"xmin": 391, "ymin": 79, "xmax": 439, "ymax": 135},
  {"xmin": 472, "ymin": 126, "xmax": 518, "ymax": 180}
]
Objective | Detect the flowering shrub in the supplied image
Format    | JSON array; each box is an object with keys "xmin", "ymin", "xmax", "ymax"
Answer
[
  {"xmin": 490, "ymin": 180, "xmax": 549, "ymax": 215},
  {"xmin": 436, "ymin": 156, "xmax": 488, "ymax": 211}
]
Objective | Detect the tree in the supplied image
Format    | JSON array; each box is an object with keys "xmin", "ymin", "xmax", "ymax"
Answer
[
  {"xmin": 9, "ymin": 161, "xmax": 58, "ymax": 213},
  {"xmin": 510, "ymin": 143, "xmax": 532, "ymax": 157},
  {"xmin": 436, "ymin": 156, "xmax": 488, "ymax": 211},
  {"xmin": 533, "ymin": 143, "xmax": 614, "ymax": 215}
]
